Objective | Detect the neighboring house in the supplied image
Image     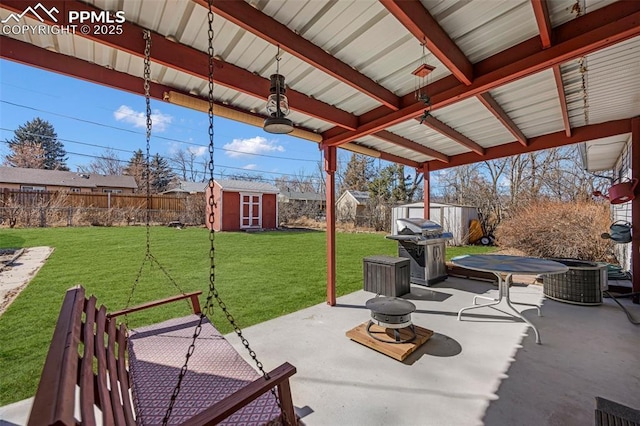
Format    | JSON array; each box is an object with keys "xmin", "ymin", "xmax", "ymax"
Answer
[
  {"xmin": 0, "ymin": 166, "xmax": 137, "ymax": 193},
  {"xmin": 162, "ymin": 180, "xmax": 207, "ymax": 196},
  {"xmin": 336, "ymin": 190, "xmax": 369, "ymax": 223},
  {"xmin": 278, "ymin": 191, "xmax": 325, "ymax": 206},
  {"xmin": 278, "ymin": 191, "xmax": 326, "ymax": 212},
  {"xmin": 206, "ymin": 179, "xmax": 279, "ymax": 231}
]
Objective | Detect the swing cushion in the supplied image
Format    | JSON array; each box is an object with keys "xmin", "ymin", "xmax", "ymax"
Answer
[{"xmin": 128, "ymin": 315, "xmax": 282, "ymax": 425}]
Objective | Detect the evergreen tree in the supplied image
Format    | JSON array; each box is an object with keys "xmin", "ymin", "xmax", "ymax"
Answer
[
  {"xmin": 5, "ymin": 118, "xmax": 68, "ymax": 170},
  {"xmin": 149, "ymin": 153, "xmax": 175, "ymax": 193},
  {"xmin": 124, "ymin": 149, "xmax": 146, "ymax": 192},
  {"xmin": 340, "ymin": 154, "xmax": 374, "ymax": 193}
]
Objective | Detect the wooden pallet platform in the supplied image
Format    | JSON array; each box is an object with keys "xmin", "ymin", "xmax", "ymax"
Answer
[{"xmin": 346, "ymin": 322, "xmax": 433, "ymax": 361}]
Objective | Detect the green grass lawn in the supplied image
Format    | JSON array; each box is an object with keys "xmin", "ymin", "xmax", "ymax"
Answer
[{"xmin": 0, "ymin": 226, "xmax": 494, "ymax": 405}]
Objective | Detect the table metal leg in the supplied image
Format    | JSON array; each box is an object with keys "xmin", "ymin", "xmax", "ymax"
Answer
[
  {"xmin": 472, "ymin": 294, "xmax": 499, "ymax": 304},
  {"xmin": 502, "ymin": 274, "xmax": 542, "ymax": 344},
  {"xmin": 457, "ymin": 274, "xmax": 504, "ymax": 320},
  {"xmin": 458, "ymin": 273, "xmax": 543, "ymax": 344}
]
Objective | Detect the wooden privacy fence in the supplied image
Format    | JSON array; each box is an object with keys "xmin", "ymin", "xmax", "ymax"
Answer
[
  {"xmin": 0, "ymin": 189, "xmax": 206, "ymax": 227},
  {"xmin": 1, "ymin": 189, "xmax": 189, "ymax": 210}
]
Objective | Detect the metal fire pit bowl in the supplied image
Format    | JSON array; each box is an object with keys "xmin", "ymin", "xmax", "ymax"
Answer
[{"xmin": 365, "ymin": 296, "xmax": 416, "ymax": 344}]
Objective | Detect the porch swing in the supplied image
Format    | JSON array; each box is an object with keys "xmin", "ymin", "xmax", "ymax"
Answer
[{"xmin": 27, "ymin": 3, "xmax": 296, "ymax": 425}]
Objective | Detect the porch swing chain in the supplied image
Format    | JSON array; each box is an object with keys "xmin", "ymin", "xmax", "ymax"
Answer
[
  {"xmin": 124, "ymin": 30, "xmax": 186, "ymax": 326},
  {"xmin": 162, "ymin": 1, "xmax": 285, "ymax": 423}
]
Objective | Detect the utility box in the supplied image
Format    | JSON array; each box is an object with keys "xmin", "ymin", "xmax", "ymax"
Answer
[{"xmin": 363, "ymin": 256, "xmax": 410, "ymax": 297}]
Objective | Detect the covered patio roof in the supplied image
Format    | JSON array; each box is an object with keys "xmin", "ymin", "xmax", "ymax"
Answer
[
  {"xmin": 1, "ymin": 0, "xmax": 639, "ymax": 302},
  {"xmin": 1, "ymin": 0, "xmax": 638, "ymax": 167}
]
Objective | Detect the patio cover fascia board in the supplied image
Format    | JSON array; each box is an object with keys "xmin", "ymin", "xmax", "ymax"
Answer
[{"xmin": 320, "ymin": 1, "xmax": 640, "ymax": 148}]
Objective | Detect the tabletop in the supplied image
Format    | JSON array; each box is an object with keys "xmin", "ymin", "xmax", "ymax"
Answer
[{"xmin": 451, "ymin": 254, "xmax": 569, "ymax": 275}]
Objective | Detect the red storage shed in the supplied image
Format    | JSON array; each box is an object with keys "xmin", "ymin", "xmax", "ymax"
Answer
[{"xmin": 206, "ymin": 179, "xmax": 279, "ymax": 231}]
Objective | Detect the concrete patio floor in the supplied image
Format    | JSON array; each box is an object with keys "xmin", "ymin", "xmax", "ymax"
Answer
[
  {"xmin": 228, "ymin": 277, "xmax": 640, "ymax": 426},
  {"xmin": 1, "ymin": 277, "xmax": 638, "ymax": 425}
]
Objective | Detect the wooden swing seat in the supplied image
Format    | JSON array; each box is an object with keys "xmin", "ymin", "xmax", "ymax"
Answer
[{"xmin": 28, "ymin": 286, "xmax": 296, "ymax": 425}]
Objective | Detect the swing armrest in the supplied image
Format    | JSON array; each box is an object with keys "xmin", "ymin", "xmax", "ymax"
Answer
[
  {"xmin": 108, "ymin": 291, "xmax": 203, "ymax": 318},
  {"xmin": 179, "ymin": 362, "xmax": 298, "ymax": 426}
]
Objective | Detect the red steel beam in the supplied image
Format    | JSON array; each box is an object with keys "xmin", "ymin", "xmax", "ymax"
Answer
[
  {"xmin": 553, "ymin": 65, "xmax": 572, "ymax": 137},
  {"xmin": 201, "ymin": 0, "xmax": 401, "ymax": 110},
  {"xmin": 531, "ymin": 0, "xmax": 553, "ymax": 49},
  {"xmin": 425, "ymin": 119, "xmax": 632, "ymax": 171},
  {"xmin": 379, "ymin": 152, "xmax": 420, "ymax": 169},
  {"xmin": 323, "ymin": 146, "xmax": 337, "ymax": 306},
  {"xmin": 380, "ymin": 0, "xmax": 473, "ymax": 85},
  {"xmin": 421, "ymin": 163, "xmax": 430, "ymax": 219},
  {"xmin": 423, "ymin": 116, "xmax": 485, "ymax": 155},
  {"xmin": 0, "ymin": 37, "xmax": 305, "ymax": 132},
  {"xmin": 375, "ymin": 130, "xmax": 449, "ymax": 163},
  {"xmin": 0, "ymin": 0, "xmax": 358, "ymax": 131},
  {"xmin": 321, "ymin": 1, "xmax": 640, "ymax": 148},
  {"xmin": 0, "ymin": 36, "xmax": 170, "ymax": 102},
  {"xmin": 476, "ymin": 92, "xmax": 528, "ymax": 146}
]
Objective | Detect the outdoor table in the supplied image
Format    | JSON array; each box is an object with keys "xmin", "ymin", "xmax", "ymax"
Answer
[{"xmin": 451, "ymin": 254, "xmax": 569, "ymax": 344}]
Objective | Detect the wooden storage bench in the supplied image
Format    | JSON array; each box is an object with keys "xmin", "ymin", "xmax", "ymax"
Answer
[{"xmin": 363, "ymin": 255, "xmax": 410, "ymax": 297}]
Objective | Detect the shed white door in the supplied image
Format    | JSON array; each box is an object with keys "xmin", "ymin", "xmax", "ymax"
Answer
[{"xmin": 241, "ymin": 193, "xmax": 262, "ymax": 228}]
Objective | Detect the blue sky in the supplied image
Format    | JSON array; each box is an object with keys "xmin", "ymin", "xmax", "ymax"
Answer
[{"xmin": 0, "ymin": 59, "xmax": 325, "ymax": 184}]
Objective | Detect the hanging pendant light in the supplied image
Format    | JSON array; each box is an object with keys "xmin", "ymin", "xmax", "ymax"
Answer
[
  {"xmin": 264, "ymin": 46, "xmax": 293, "ymax": 134},
  {"xmin": 413, "ymin": 40, "xmax": 435, "ymax": 125}
]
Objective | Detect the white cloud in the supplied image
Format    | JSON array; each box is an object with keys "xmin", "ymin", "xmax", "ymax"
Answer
[
  {"xmin": 188, "ymin": 146, "xmax": 208, "ymax": 157},
  {"xmin": 243, "ymin": 164, "xmax": 258, "ymax": 170},
  {"xmin": 113, "ymin": 105, "xmax": 173, "ymax": 132},
  {"xmin": 223, "ymin": 136, "xmax": 284, "ymax": 158}
]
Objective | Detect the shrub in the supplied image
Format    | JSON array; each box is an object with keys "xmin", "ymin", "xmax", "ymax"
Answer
[{"xmin": 494, "ymin": 201, "xmax": 615, "ymax": 263}]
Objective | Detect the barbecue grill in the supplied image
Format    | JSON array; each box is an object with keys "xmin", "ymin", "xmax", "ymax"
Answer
[{"xmin": 386, "ymin": 218, "xmax": 453, "ymax": 286}]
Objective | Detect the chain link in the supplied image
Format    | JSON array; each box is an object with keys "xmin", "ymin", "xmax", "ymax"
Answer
[
  {"xmin": 123, "ymin": 31, "xmax": 188, "ymax": 328},
  {"xmin": 162, "ymin": 3, "xmax": 288, "ymax": 423}
]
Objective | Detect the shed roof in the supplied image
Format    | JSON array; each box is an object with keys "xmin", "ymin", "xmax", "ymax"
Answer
[
  {"xmin": 0, "ymin": 166, "xmax": 138, "ymax": 189},
  {"xmin": 215, "ymin": 179, "xmax": 279, "ymax": 194}
]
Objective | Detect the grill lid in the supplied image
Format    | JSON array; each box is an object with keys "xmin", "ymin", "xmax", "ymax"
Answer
[{"xmin": 395, "ymin": 218, "xmax": 443, "ymax": 235}]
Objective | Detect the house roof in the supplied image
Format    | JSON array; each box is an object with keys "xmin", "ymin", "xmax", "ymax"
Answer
[
  {"xmin": 348, "ymin": 191, "xmax": 370, "ymax": 205},
  {"xmin": 163, "ymin": 180, "xmax": 207, "ymax": 194},
  {"xmin": 1, "ymin": 1, "xmax": 637, "ymax": 174},
  {"xmin": 337, "ymin": 190, "xmax": 369, "ymax": 206},
  {"xmin": 215, "ymin": 179, "xmax": 279, "ymax": 194},
  {"xmin": 278, "ymin": 191, "xmax": 325, "ymax": 202},
  {"xmin": 0, "ymin": 166, "xmax": 137, "ymax": 189}
]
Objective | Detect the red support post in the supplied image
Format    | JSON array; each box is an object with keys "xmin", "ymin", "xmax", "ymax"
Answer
[
  {"xmin": 324, "ymin": 146, "xmax": 337, "ymax": 306},
  {"xmin": 422, "ymin": 164, "xmax": 430, "ymax": 219},
  {"xmin": 632, "ymin": 117, "xmax": 639, "ymax": 304}
]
